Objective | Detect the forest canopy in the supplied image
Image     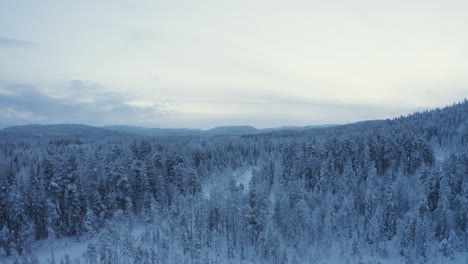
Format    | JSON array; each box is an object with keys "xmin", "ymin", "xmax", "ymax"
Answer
[{"xmin": 0, "ymin": 100, "xmax": 467, "ymax": 263}]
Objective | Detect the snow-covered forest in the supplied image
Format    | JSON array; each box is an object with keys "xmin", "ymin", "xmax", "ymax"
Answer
[{"xmin": 0, "ymin": 100, "xmax": 467, "ymax": 264}]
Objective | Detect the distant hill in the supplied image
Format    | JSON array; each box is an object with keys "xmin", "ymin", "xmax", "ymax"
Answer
[
  {"xmin": 103, "ymin": 125, "xmax": 203, "ymax": 137},
  {"xmin": 105, "ymin": 125, "xmax": 259, "ymax": 136},
  {"xmin": 0, "ymin": 124, "xmax": 132, "ymax": 141},
  {"xmin": 205, "ymin": 125, "xmax": 258, "ymax": 135},
  {"xmin": 105, "ymin": 124, "xmax": 339, "ymax": 136},
  {"xmin": 1, "ymin": 124, "xmax": 340, "ymax": 138}
]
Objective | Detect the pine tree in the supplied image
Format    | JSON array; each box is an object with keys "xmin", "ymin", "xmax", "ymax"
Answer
[
  {"xmin": 64, "ymin": 182, "xmax": 82, "ymax": 237},
  {"xmin": 7, "ymin": 189, "xmax": 31, "ymax": 255}
]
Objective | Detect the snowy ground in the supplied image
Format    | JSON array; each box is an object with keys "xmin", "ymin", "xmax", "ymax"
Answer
[
  {"xmin": 3, "ymin": 227, "xmax": 466, "ymax": 264},
  {"xmin": 202, "ymin": 166, "xmax": 253, "ymax": 198},
  {"xmin": 1, "ymin": 236, "xmax": 89, "ymax": 263},
  {"xmin": 2, "ymin": 225, "xmax": 147, "ymax": 264}
]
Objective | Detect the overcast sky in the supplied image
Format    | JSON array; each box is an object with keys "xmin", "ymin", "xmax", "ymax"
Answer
[{"xmin": 1, "ymin": 0, "xmax": 467, "ymax": 129}]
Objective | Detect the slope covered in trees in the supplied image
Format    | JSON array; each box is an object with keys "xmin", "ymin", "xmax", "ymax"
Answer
[{"xmin": 0, "ymin": 100, "xmax": 467, "ymax": 263}]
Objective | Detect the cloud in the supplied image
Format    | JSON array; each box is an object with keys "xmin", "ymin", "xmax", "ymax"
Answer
[
  {"xmin": 0, "ymin": 81, "xmax": 172, "ymax": 127},
  {"xmin": 0, "ymin": 79, "xmax": 445, "ymax": 129},
  {"xmin": 0, "ymin": 36, "xmax": 36, "ymax": 48}
]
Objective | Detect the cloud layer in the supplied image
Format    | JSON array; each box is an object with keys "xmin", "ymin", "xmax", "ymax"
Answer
[
  {"xmin": 0, "ymin": 81, "xmax": 170, "ymax": 128},
  {"xmin": 0, "ymin": 36, "xmax": 36, "ymax": 48},
  {"xmin": 0, "ymin": 1, "xmax": 467, "ymax": 128}
]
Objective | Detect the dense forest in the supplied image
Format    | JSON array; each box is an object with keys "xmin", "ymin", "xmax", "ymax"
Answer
[{"xmin": 0, "ymin": 100, "xmax": 467, "ymax": 263}]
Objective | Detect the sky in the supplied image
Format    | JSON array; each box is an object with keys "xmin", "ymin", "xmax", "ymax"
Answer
[{"xmin": 0, "ymin": 0, "xmax": 467, "ymax": 129}]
